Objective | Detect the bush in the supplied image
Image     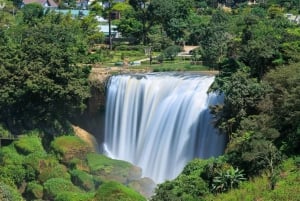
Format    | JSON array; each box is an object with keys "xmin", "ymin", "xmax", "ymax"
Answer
[
  {"xmin": 37, "ymin": 157, "xmax": 70, "ymax": 183},
  {"xmin": 0, "ymin": 165, "xmax": 26, "ymax": 187},
  {"xmin": 95, "ymin": 181, "xmax": 146, "ymax": 201},
  {"xmin": 114, "ymin": 45, "xmax": 144, "ymax": 51},
  {"xmin": 55, "ymin": 191, "xmax": 95, "ymax": 201},
  {"xmin": 0, "ymin": 182, "xmax": 24, "ymax": 201},
  {"xmin": 24, "ymin": 182, "xmax": 43, "ymax": 200},
  {"xmin": 43, "ymin": 178, "xmax": 82, "ymax": 200},
  {"xmin": 163, "ymin": 45, "xmax": 181, "ymax": 60},
  {"xmin": 70, "ymin": 169, "xmax": 98, "ymax": 191},
  {"xmin": 0, "ymin": 124, "xmax": 11, "ymax": 138},
  {"xmin": 151, "ymin": 174, "xmax": 209, "ymax": 201},
  {"xmin": 0, "ymin": 145, "xmax": 24, "ymax": 165}
]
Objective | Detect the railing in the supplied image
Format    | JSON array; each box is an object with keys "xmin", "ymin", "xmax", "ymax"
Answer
[{"xmin": 0, "ymin": 135, "xmax": 19, "ymax": 147}]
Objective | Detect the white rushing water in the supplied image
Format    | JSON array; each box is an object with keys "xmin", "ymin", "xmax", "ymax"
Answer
[{"xmin": 103, "ymin": 73, "xmax": 226, "ymax": 183}]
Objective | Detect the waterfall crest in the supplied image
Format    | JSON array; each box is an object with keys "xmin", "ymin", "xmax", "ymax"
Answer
[{"xmin": 104, "ymin": 73, "xmax": 226, "ymax": 183}]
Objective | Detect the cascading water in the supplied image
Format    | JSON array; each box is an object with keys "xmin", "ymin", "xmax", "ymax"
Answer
[{"xmin": 103, "ymin": 73, "xmax": 226, "ymax": 183}]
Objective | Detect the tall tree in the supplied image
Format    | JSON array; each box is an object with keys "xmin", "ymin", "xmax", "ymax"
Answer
[{"xmin": 0, "ymin": 14, "xmax": 91, "ymax": 134}]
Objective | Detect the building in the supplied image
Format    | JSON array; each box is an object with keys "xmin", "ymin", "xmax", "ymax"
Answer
[
  {"xmin": 285, "ymin": 13, "xmax": 300, "ymax": 24},
  {"xmin": 22, "ymin": 0, "xmax": 58, "ymax": 9}
]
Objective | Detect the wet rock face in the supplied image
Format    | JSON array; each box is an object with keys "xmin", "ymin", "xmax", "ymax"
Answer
[
  {"xmin": 86, "ymin": 153, "xmax": 156, "ymax": 198},
  {"xmin": 128, "ymin": 177, "xmax": 156, "ymax": 199}
]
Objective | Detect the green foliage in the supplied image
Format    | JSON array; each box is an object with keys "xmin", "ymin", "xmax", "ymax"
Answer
[
  {"xmin": 163, "ymin": 45, "xmax": 181, "ymax": 60},
  {"xmin": 0, "ymin": 124, "xmax": 11, "ymax": 138},
  {"xmin": 263, "ymin": 63, "xmax": 300, "ymax": 155},
  {"xmin": 86, "ymin": 153, "xmax": 140, "ymax": 184},
  {"xmin": 151, "ymin": 158, "xmax": 221, "ymax": 201},
  {"xmin": 0, "ymin": 12, "xmax": 91, "ymax": 135},
  {"xmin": 87, "ymin": 153, "xmax": 132, "ymax": 173},
  {"xmin": 211, "ymin": 167, "xmax": 245, "ymax": 193},
  {"xmin": 0, "ymin": 144, "xmax": 24, "ymax": 166},
  {"xmin": 21, "ymin": 3, "xmax": 44, "ymax": 24},
  {"xmin": 211, "ymin": 70, "xmax": 268, "ymax": 135},
  {"xmin": 0, "ymin": 165, "xmax": 26, "ymax": 187},
  {"xmin": 204, "ymin": 158, "xmax": 300, "ymax": 201},
  {"xmin": 70, "ymin": 169, "xmax": 98, "ymax": 191},
  {"xmin": 43, "ymin": 178, "xmax": 83, "ymax": 200},
  {"xmin": 151, "ymin": 174, "xmax": 209, "ymax": 201},
  {"xmin": 24, "ymin": 182, "xmax": 43, "ymax": 200},
  {"xmin": 14, "ymin": 135, "xmax": 45, "ymax": 155},
  {"xmin": 95, "ymin": 181, "xmax": 146, "ymax": 201},
  {"xmin": 0, "ymin": 182, "xmax": 24, "ymax": 201},
  {"xmin": 37, "ymin": 157, "xmax": 70, "ymax": 183},
  {"xmin": 55, "ymin": 191, "xmax": 95, "ymax": 201}
]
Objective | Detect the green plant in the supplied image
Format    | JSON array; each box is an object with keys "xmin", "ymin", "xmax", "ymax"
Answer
[
  {"xmin": 163, "ymin": 45, "xmax": 181, "ymax": 60},
  {"xmin": 24, "ymin": 182, "xmax": 43, "ymax": 200},
  {"xmin": 0, "ymin": 124, "xmax": 11, "ymax": 138},
  {"xmin": 43, "ymin": 178, "xmax": 82, "ymax": 200},
  {"xmin": 0, "ymin": 182, "xmax": 24, "ymax": 201},
  {"xmin": 70, "ymin": 169, "xmax": 98, "ymax": 191},
  {"xmin": 212, "ymin": 167, "xmax": 246, "ymax": 193}
]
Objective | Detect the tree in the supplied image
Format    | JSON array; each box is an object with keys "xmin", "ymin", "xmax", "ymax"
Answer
[
  {"xmin": 263, "ymin": 63, "xmax": 300, "ymax": 155},
  {"xmin": 21, "ymin": 3, "xmax": 44, "ymax": 25},
  {"xmin": 163, "ymin": 45, "xmax": 181, "ymax": 60},
  {"xmin": 0, "ymin": 14, "xmax": 91, "ymax": 134},
  {"xmin": 116, "ymin": 7, "xmax": 144, "ymax": 44},
  {"xmin": 148, "ymin": 0, "xmax": 193, "ymax": 42}
]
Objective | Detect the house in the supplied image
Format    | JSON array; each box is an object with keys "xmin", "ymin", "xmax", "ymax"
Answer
[
  {"xmin": 98, "ymin": 24, "xmax": 121, "ymax": 38},
  {"xmin": 23, "ymin": 0, "xmax": 58, "ymax": 9},
  {"xmin": 285, "ymin": 13, "xmax": 300, "ymax": 24},
  {"xmin": 54, "ymin": 9, "xmax": 90, "ymax": 18}
]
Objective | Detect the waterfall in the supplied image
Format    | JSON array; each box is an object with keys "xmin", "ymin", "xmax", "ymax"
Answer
[{"xmin": 103, "ymin": 73, "xmax": 226, "ymax": 183}]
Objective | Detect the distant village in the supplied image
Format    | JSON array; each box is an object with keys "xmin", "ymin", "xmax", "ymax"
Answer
[
  {"xmin": 20, "ymin": 0, "xmax": 300, "ymax": 41},
  {"xmin": 22, "ymin": 0, "xmax": 122, "ymax": 38}
]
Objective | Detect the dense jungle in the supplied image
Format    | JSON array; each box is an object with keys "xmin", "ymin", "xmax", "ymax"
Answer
[{"xmin": 0, "ymin": 0, "xmax": 299, "ymax": 200}]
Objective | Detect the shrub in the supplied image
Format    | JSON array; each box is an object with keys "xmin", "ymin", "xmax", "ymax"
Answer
[
  {"xmin": 95, "ymin": 181, "xmax": 146, "ymax": 201},
  {"xmin": 70, "ymin": 169, "xmax": 98, "ymax": 191},
  {"xmin": 37, "ymin": 157, "xmax": 70, "ymax": 183},
  {"xmin": 0, "ymin": 145, "xmax": 24, "ymax": 165},
  {"xmin": 0, "ymin": 124, "xmax": 11, "ymax": 138},
  {"xmin": 55, "ymin": 192, "xmax": 95, "ymax": 201},
  {"xmin": 0, "ymin": 182, "xmax": 24, "ymax": 201},
  {"xmin": 24, "ymin": 182, "xmax": 43, "ymax": 200},
  {"xmin": 152, "ymin": 174, "xmax": 209, "ymax": 201},
  {"xmin": 163, "ymin": 45, "xmax": 181, "ymax": 60},
  {"xmin": 0, "ymin": 165, "xmax": 26, "ymax": 187},
  {"xmin": 43, "ymin": 178, "xmax": 82, "ymax": 200},
  {"xmin": 211, "ymin": 167, "xmax": 246, "ymax": 193}
]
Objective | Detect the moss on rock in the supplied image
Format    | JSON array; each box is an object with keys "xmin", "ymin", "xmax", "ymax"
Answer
[
  {"xmin": 70, "ymin": 169, "xmax": 100, "ymax": 191},
  {"xmin": 43, "ymin": 178, "xmax": 83, "ymax": 200},
  {"xmin": 37, "ymin": 156, "xmax": 70, "ymax": 183},
  {"xmin": 95, "ymin": 181, "xmax": 146, "ymax": 201},
  {"xmin": 51, "ymin": 136, "xmax": 93, "ymax": 164},
  {"xmin": 14, "ymin": 134, "xmax": 45, "ymax": 156},
  {"xmin": 86, "ymin": 153, "xmax": 142, "ymax": 184}
]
